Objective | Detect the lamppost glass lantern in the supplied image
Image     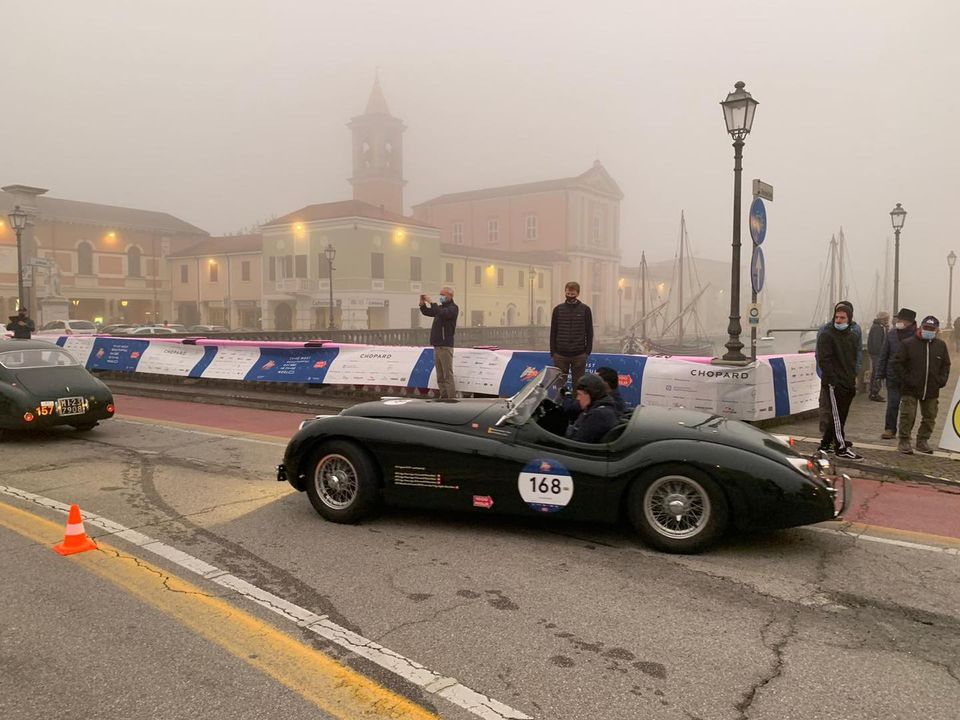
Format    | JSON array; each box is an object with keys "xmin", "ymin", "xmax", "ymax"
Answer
[
  {"xmin": 721, "ymin": 81, "xmax": 759, "ymax": 140},
  {"xmin": 8, "ymin": 205, "xmax": 27, "ymax": 231},
  {"xmin": 890, "ymin": 203, "xmax": 907, "ymax": 231},
  {"xmin": 948, "ymin": 251, "xmax": 956, "ymax": 269}
]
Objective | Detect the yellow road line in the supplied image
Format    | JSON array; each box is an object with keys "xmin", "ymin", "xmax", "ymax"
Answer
[{"xmin": 0, "ymin": 501, "xmax": 439, "ymax": 720}]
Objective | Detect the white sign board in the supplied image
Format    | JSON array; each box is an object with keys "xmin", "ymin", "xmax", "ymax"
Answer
[{"xmin": 937, "ymin": 380, "xmax": 960, "ymax": 452}]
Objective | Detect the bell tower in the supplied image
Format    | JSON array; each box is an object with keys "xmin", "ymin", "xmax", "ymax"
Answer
[{"xmin": 348, "ymin": 74, "xmax": 406, "ymax": 215}]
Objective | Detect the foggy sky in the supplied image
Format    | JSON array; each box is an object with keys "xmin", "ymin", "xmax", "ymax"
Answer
[{"xmin": 4, "ymin": 0, "xmax": 959, "ymax": 326}]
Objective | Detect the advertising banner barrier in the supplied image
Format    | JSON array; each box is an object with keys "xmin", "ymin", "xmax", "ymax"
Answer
[
  {"xmin": 53, "ymin": 336, "xmax": 821, "ymax": 422},
  {"xmin": 938, "ymin": 380, "xmax": 960, "ymax": 452}
]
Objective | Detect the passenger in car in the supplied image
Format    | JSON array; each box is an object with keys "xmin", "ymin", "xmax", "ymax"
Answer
[
  {"xmin": 594, "ymin": 367, "xmax": 626, "ymax": 417},
  {"xmin": 565, "ymin": 374, "xmax": 619, "ymax": 443}
]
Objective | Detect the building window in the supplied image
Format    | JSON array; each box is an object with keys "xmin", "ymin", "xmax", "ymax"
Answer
[
  {"xmin": 371, "ymin": 252, "xmax": 385, "ymax": 279},
  {"xmin": 625, "ymin": 285, "xmax": 633, "ymax": 300},
  {"xmin": 241, "ymin": 260, "xmax": 251, "ymax": 281},
  {"xmin": 209, "ymin": 262, "xmax": 219, "ymax": 282},
  {"xmin": 77, "ymin": 242, "xmax": 94, "ymax": 275},
  {"xmin": 283, "ymin": 255, "xmax": 293, "ymax": 279},
  {"xmin": 127, "ymin": 247, "xmax": 142, "ymax": 278},
  {"xmin": 474, "ymin": 265, "xmax": 482, "ymax": 285},
  {"xmin": 487, "ymin": 218, "xmax": 499, "ymax": 244},
  {"xmin": 497, "ymin": 267, "xmax": 504, "ymax": 287},
  {"xmin": 591, "ymin": 213, "xmax": 601, "ymax": 244},
  {"xmin": 538, "ymin": 272, "xmax": 544, "ymax": 289},
  {"xmin": 518, "ymin": 270, "xmax": 525, "ymax": 288},
  {"xmin": 180, "ymin": 264, "xmax": 189, "ymax": 283},
  {"xmin": 410, "ymin": 256, "xmax": 422, "ymax": 282},
  {"xmin": 268, "ymin": 257, "xmax": 276, "ymax": 281},
  {"xmin": 295, "ymin": 254, "xmax": 307, "ymax": 278},
  {"xmin": 445, "ymin": 262, "xmax": 454, "ymax": 283},
  {"xmin": 452, "ymin": 222, "xmax": 464, "ymax": 245},
  {"xmin": 525, "ymin": 215, "xmax": 538, "ymax": 240}
]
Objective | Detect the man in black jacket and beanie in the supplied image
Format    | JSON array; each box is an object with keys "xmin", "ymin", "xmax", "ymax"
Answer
[
  {"xmin": 816, "ymin": 303, "xmax": 863, "ymax": 459},
  {"xmin": 867, "ymin": 310, "xmax": 889, "ymax": 401},
  {"xmin": 550, "ymin": 281, "xmax": 593, "ymax": 389},
  {"xmin": 565, "ymin": 374, "xmax": 618, "ymax": 443},
  {"xmin": 419, "ymin": 286, "xmax": 459, "ymax": 399},
  {"xmin": 894, "ymin": 315, "xmax": 951, "ymax": 454},
  {"xmin": 876, "ymin": 307, "xmax": 918, "ymax": 439}
]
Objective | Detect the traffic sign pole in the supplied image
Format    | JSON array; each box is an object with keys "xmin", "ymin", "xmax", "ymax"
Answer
[{"xmin": 749, "ymin": 198, "xmax": 767, "ymax": 362}]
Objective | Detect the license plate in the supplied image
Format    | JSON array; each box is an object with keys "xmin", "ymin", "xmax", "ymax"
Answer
[{"xmin": 56, "ymin": 396, "xmax": 89, "ymax": 416}]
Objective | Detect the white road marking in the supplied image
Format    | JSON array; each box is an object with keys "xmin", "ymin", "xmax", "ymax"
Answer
[
  {"xmin": 116, "ymin": 418, "xmax": 286, "ymax": 447},
  {"xmin": 805, "ymin": 525, "xmax": 960, "ymax": 555},
  {"xmin": 0, "ymin": 484, "xmax": 531, "ymax": 720}
]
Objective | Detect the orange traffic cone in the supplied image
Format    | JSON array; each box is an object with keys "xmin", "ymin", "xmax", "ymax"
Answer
[{"xmin": 53, "ymin": 504, "xmax": 98, "ymax": 556}]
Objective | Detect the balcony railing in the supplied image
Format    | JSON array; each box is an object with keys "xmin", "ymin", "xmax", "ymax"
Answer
[{"xmin": 275, "ymin": 277, "xmax": 315, "ymax": 293}]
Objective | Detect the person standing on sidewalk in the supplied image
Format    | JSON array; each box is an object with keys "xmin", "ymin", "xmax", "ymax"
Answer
[
  {"xmin": 5, "ymin": 307, "xmax": 35, "ymax": 339},
  {"xmin": 876, "ymin": 308, "xmax": 917, "ymax": 439},
  {"xmin": 419, "ymin": 286, "xmax": 459, "ymax": 400},
  {"xmin": 893, "ymin": 315, "xmax": 951, "ymax": 454},
  {"xmin": 816, "ymin": 304, "xmax": 863, "ymax": 458},
  {"xmin": 867, "ymin": 310, "xmax": 889, "ymax": 401},
  {"xmin": 550, "ymin": 281, "xmax": 594, "ymax": 389},
  {"xmin": 815, "ymin": 301, "xmax": 862, "ymax": 437}
]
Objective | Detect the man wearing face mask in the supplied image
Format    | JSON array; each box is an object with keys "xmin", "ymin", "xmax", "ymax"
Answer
[
  {"xmin": 815, "ymin": 301, "xmax": 862, "ymax": 439},
  {"xmin": 816, "ymin": 304, "xmax": 863, "ymax": 459},
  {"xmin": 419, "ymin": 286, "xmax": 459, "ymax": 400},
  {"xmin": 550, "ymin": 281, "xmax": 594, "ymax": 390},
  {"xmin": 876, "ymin": 308, "xmax": 917, "ymax": 439},
  {"xmin": 893, "ymin": 315, "xmax": 951, "ymax": 454}
]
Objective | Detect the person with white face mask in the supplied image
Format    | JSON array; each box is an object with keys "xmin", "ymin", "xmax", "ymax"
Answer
[
  {"xmin": 876, "ymin": 308, "xmax": 917, "ymax": 439},
  {"xmin": 893, "ymin": 315, "xmax": 951, "ymax": 454},
  {"xmin": 816, "ymin": 305, "xmax": 863, "ymax": 458},
  {"xmin": 419, "ymin": 286, "xmax": 459, "ymax": 399}
]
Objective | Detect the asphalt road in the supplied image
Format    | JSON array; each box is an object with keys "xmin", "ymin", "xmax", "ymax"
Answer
[{"xmin": 1, "ymin": 400, "xmax": 958, "ymax": 720}]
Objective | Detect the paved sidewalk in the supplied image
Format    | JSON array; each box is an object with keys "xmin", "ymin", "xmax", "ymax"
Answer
[{"xmin": 774, "ymin": 345, "xmax": 959, "ymax": 485}]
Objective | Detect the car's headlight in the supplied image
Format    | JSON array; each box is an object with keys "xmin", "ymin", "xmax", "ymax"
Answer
[{"xmin": 298, "ymin": 414, "xmax": 337, "ymax": 431}]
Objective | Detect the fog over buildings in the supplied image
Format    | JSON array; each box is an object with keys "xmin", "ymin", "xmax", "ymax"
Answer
[{"xmin": 3, "ymin": 0, "xmax": 959, "ymax": 328}]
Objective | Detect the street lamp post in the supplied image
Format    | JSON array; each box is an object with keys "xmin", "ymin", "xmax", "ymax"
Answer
[
  {"xmin": 528, "ymin": 266, "xmax": 537, "ymax": 325},
  {"xmin": 948, "ymin": 250, "xmax": 957, "ymax": 326},
  {"xmin": 890, "ymin": 203, "xmax": 907, "ymax": 314},
  {"xmin": 617, "ymin": 278, "xmax": 624, "ymax": 333},
  {"xmin": 324, "ymin": 243, "xmax": 336, "ymax": 330},
  {"xmin": 7, "ymin": 205, "xmax": 28, "ymax": 311},
  {"xmin": 719, "ymin": 81, "xmax": 758, "ymax": 363}
]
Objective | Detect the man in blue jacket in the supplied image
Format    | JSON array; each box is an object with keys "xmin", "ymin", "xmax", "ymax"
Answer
[{"xmin": 419, "ymin": 287, "xmax": 459, "ymax": 399}]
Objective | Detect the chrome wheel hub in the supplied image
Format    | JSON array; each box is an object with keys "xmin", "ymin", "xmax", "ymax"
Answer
[
  {"xmin": 314, "ymin": 455, "xmax": 358, "ymax": 509},
  {"xmin": 644, "ymin": 475, "xmax": 711, "ymax": 539}
]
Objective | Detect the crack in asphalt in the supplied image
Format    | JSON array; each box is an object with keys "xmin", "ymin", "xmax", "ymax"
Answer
[
  {"xmin": 734, "ymin": 613, "xmax": 799, "ymax": 720},
  {"xmin": 97, "ymin": 546, "xmax": 223, "ymax": 598},
  {"xmin": 374, "ymin": 600, "xmax": 478, "ymax": 643}
]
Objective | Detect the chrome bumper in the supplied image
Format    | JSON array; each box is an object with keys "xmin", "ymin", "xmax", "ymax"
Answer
[{"xmin": 825, "ymin": 473, "xmax": 853, "ymax": 518}]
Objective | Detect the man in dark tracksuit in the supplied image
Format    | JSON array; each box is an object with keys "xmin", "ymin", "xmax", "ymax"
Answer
[
  {"xmin": 876, "ymin": 308, "xmax": 917, "ymax": 439},
  {"xmin": 816, "ymin": 301, "xmax": 862, "ymax": 436},
  {"xmin": 867, "ymin": 311, "xmax": 889, "ymax": 401},
  {"xmin": 894, "ymin": 315, "xmax": 951, "ymax": 454},
  {"xmin": 550, "ymin": 281, "xmax": 594, "ymax": 389},
  {"xmin": 816, "ymin": 304, "xmax": 862, "ymax": 459},
  {"xmin": 419, "ymin": 286, "xmax": 459, "ymax": 399}
]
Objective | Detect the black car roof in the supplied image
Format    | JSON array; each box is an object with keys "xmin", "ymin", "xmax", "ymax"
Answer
[{"xmin": 0, "ymin": 339, "xmax": 66, "ymax": 352}]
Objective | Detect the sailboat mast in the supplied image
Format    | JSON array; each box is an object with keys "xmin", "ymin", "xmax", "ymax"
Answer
[
  {"xmin": 829, "ymin": 234, "xmax": 837, "ymax": 311},
  {"xmin": 640, "ymin": 252, "xmax": 647, "ymax": 339},
  {"xmin": 678, "ymin": 212, "xmax": 685, "ymax": 343},
  {"xmin": 838, "ymin": 228, "xmax": 845, "ymax": 303}
]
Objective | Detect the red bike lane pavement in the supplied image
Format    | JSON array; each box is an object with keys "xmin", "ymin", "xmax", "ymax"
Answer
[{"xmin": 113, "ymin": 394, "xmax": 960, "ymax": 543}]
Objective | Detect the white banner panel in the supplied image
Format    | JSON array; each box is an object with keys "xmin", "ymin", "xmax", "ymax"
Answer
[
  {"xmin": 323, "ymin": 346, "xmax": 424, "ymax": 386},
  {"xmin": 425, "ymin": 349, "xmax": 514, "ymax": 395},
  {"xmin": 937, "ymin": 380, "xmax": 960, "ymax": 452},
  {"xmin": 136, "ymin": 343, "xmax": 206, "ymax": 376},
  {"xmin": 641, "ymin": 357, "xmax": 771, "ymax": 420},
  {"xmin": 781, "ymin": 354, "xmax": 821, "ymax": 414},
  {"xmin": 61, "ymin": 337, "xmax": 97, "ymax": 365},
  {"xmin": 201, "ymin": 346, "xmax": 263, "ymax": 380}
]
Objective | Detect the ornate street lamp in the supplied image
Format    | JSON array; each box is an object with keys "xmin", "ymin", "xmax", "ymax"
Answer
[
  {"xmin": 324, "ymin": 243, "xmax": 336, "ymax": 330},
  {"xmin": 719, "ymin": 81, "xmax": 759, "ymax": 362},
  {"xmin": 948, "ymin": 250, "xmax": 957, "ymax": 326},
  {"xmin": 7, "ymin": 205, "xmax": 28, "ymax": 311},
  {"xmin": 528, "ymin": 266, "xmax": 537, "ymax": 325},
  {"xmin": 617, "ymin": 278, "xmax": 624, "ymax": 333},
  {"xmin": 890, "ymin": 203, "xmax": 907, "ymax": 315}
]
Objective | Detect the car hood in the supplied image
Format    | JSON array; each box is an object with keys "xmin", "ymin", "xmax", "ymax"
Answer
[
  {"xmin": 340, "ymin": 397, "xmax": 500, "ymax": 426},
  {"xmin": 11, "ymin": 367, "xmax": 106, "ymax": 397}
]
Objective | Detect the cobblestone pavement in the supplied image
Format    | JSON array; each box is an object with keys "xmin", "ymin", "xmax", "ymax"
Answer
[{"xmin": 774, "ymin": 346, "xmax": 960, "ymax": 485}]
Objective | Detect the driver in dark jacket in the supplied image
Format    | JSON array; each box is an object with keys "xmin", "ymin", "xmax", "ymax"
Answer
[{"xmin": 565, "ymin": 374, "xmax": 619, "ymax": 443}]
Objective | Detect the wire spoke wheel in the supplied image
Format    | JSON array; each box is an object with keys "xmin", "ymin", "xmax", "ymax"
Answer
[
  {"xmin": 643, "ymin": 474, "xmax": 712, "ymax": 540},
  {"xmin": 314, "ymin": 454, "xmax": 359, "ymax": 510}
]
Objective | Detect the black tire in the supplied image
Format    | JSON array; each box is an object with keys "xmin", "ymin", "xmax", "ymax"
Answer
[
  {"xmin": 627, "ymin": 464, "xmax": 728, "ymax": 554},
  {"xmin": 72, "ymin": 423, "xmax": 98, "ymax": 432},
  {"xmin": 304, "ymin": 440, "xmax": 381, "ymax": 524}
]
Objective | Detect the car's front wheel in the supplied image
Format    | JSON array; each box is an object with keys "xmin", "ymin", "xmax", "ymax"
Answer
[
  {"xmin": 627, "ymin": 465, "xmax": 728, "ymax": 554},
  {"xmin": 305, "ymin": 441, "xmax": 381, "ymax": 523}
]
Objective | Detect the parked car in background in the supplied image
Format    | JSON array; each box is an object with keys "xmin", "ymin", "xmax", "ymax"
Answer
[
  {"xmin": 163, "ymin": 323, "xmax": 188, "ymax": 333},
  {"xmin": 99, "ymin": 324, "xmax": 137, "ymax": 335},
  {"xmin": 126, "ymin": 326, "xmax": 176, "ymax": 335},
  {"xmin": 0, "ymin": 339, "xmax": 115, "ymax": 437},
  {"xmin": 34, "ymin": 319, "xmax": 98, "ymax": 336},
  {"xmin": 188, "ymin": 325, "xmax": 229, "ymax": 334}
]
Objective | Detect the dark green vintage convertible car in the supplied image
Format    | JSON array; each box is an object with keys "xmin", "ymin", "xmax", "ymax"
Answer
[
  {"xmin": 0, "ymin": 339, "xmax": 115, "ymax": 436},
  {"xmin": 278, "ymin": 367, "xmax": 850, "ymax": 553}
]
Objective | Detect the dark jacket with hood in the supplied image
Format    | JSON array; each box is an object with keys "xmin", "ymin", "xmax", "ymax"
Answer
[
  {"xmin": 893, "ymin": 334, "xmax": 951, "ymax": 400},
  {"xmin": 565, "ymin": 394, "xmax": 619, "ymax": 443},
  {"xmin": 816, "ymin": 301, "xmax": 862, "ymax": 374},
  {"xmin": 816, "ymin": 323, "xmax": 859, "ymax": 391},
  {"xmin": 867, "ymin": 319, "xmax": 887, "ymax": 356},
  {"xmin": 420, "ymin": 300, "xmax": 459, "ymax": 347},
  {"xmin": 877, "ymin": 322, "xmax": 917, "ymax": 381},
  {"xmin": 550, "ymin": 299, "xmax": 594, "ymax": 357}
]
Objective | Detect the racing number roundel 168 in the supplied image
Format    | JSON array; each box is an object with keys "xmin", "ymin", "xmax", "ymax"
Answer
[{"xmin": 518, "ymin": 458, "xmax": 574, "ymax": 513}]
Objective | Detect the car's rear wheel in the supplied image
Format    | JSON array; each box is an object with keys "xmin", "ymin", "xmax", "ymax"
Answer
[
  {"xmin": 305, "ymin": 441, "xmax": 381, "ymax": 523},
  {"xmin": 627, "ymin": 464, "xmax": 728, "ymax": 554}
]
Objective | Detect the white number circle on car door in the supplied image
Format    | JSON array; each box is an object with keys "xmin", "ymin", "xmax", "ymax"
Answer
[{"xmin": 518, "ymin": 458, "xmax": 574, "ymax": 513}]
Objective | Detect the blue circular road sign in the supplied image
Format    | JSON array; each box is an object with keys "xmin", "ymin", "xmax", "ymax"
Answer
[
  {"xmin": 751, "ymin": 245, "xmax": 765, "ymax": 294},
  {"xmin": 749, "ymin": 197, "xmax": 767, "ymax": 245}
]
